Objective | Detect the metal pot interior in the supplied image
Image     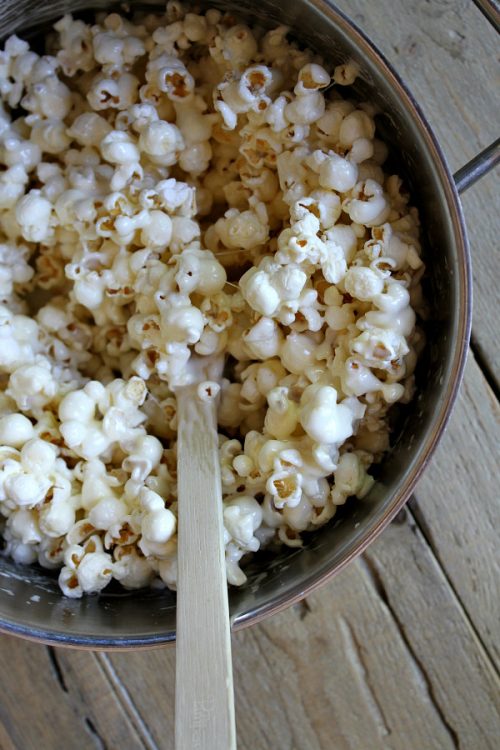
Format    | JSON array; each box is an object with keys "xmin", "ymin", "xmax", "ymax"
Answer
[{"xmin": 0, "ymin": 0, "xmax": 470, "ymax": 647}]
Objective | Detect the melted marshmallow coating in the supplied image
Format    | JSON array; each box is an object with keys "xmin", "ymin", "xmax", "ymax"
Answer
[{"xmin": 0, "ymin": 3, "xmax": 425, "ymax": 595}]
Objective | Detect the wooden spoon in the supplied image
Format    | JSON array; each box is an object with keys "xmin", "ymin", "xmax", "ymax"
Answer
[{"xmin": 175, "ymin": 358, "xmax": 236, "ymax": 750}]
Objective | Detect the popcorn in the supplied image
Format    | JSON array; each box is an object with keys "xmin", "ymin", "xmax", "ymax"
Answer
[
  {"xmin": 60, "ymin": 543, "xmax": 114, "ymax": 596},
  {"xmin": 209, "ymin": 24, "xmax": 258, "ymax": 72},
  {"xmin": 294, "ymin": 64, "xmax": 330, "ymax": 95},
  {"xmin": 215, "ymin": 208, "xmax": 269, "ymax": 250},
  {"xmin": 39, "ymin": 492, "xmax": 75, "ymax": 537},
  {"xmin": 7, "ymin": 362, "xmax": 59, "ymax": 413},
  {"xmin": 224, "ymin": 495, "xmax": 262, "ymax": 549},
  {"xmin": 0, "ymin": 165, "xmax": 29, "ymax": 209},
  {"xmin": 264, "ymin": 387, "xmax": 299, "ymax": 440},
  {"xmin": 8, "ymin": 508, "xmax": 43, "ymax": 544},
  {"xmin": 215, "ymin": 65, "xmax": 273, "ymax": 129},
  {"xmin": 58, "ymin": 378, "xmax": 147, "ymax": 460},
  {"xmin": 87, "ymin": 71, "xmax": 140, "ymax": 111},
  {"xmin": 88, "ymin": 496, "xmax": 128, "ymax": 531},
  {"xmin": 93, "ymin": 30, "xmax": 146, "ymax": 68},
  {"xmin": 142, "ymin": 506, "xmax": 176, "ymax": 544},
  {"xmin": 266, "ymin": 469, "xmax": 302, "ymax": 509},
  {"xmin": 339, "ymin": 110, "xmax": 375, "ymax": 148},
  {"xmin": 307, "ymin": 149, "xmax": 359, "ymax": 193},
  {"xmin": 15, "ymin": 191, "xmax": 53, "ymax": 243},
  {"xmin": 38, "ymin": 536, "xmax": 66, "ymax": 569},
  {"xmin": 344, "ymin": 266, "xmax": 384, "ymax": 301},
  {"xmin": 243, "ymin": 317, "xmax": 283, "ymax": 360},
  {"xmin": 333, "ymin": 60, "xmax": 360, "ymax": 86},
  {"xmin": 175, "ymin": 248, "xmax": 226, "ymax": 295},
  {"xmin": 280, "ymin": 332, "xmax": 317, "ymax": 374},
  {"xmin": 343, "ymin": 179, "xmax": 390, "ymax": 226},
  {"xmin": 138, "ymin": 120, "xmax": 184, "ymax": 166},
  {"xmin": 350, "ymin": 327, "xmax": 409, "ymax": 370},
  {"xmin": 0, "ymin": 3, "xmax": 424, "ymax": 597},
  {"xmin": 331, "ymin": 452, "xmax": 374, "ymax": 504},
  {"xmin": 100, "ymin": 130, "xmax": 140, "ymax": 165},
  {"xmin": 285, "ymin": 90, "xmax": 325, "ymax": 125},
  {"xmin": 113, "ymin": 546, "xmax": 154, "ymax": 589},
  {"xmin": 0, "ymin": 413, "xmax": 34, "ymax": 447},
  {"xmin": 53, "ymin": 17, "xmax": 92, "ymax": 74},
  {"xmin": 122, "ymin": 434, "xmax": 163, "ymax": 481}
]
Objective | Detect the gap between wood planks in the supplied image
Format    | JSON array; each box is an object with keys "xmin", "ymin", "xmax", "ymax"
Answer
[
  {"xmin": 0, "ymin": 1, "xmax": 495, "ymax": 747},
  {"xmin": 34, "ymin": 344, "xmax": 497, "ymax": 750},
  {"xmin": 95, "ymin": 652, "xmax": 161, "ymax": 750},
  {"xmin": 369, "ymin": 506, "xmax": 499, "ymax": 678},
  {"xmin": 45, "ymin": 647, "xmax": 112, "ymax": 750},
  {"xmin": 407, "ymin": 497, "xmax": 500, "ymax": 678},
  {"xmin": 44, "ymin": 646, "xmax": 160, "ymax": 750},
  {"xmin": 37, "ymin": 355, "xmax": 500, "ymax": 748},
  {"xmin": 337, "ymin": 616, "xmax": 392, "ymax": 739},
  {"xmin": 43, "ymin": 650, "xmax": 161, "ymax": 750},
  {"xmin": 46, "ymin": 355, "xmax": 499, "ymax": 744},
  {"xmin": 69, "ymin": 508, "xmax": 499, "ymax": 748},
  {"xmin": 470, "ymin": 338, "xmax": 500, "ymax": 403}
]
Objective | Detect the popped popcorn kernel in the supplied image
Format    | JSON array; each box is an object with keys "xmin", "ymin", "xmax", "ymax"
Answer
[{"xmin": 0, "ymin": 3, "xmax": 424, "ymax": 596}]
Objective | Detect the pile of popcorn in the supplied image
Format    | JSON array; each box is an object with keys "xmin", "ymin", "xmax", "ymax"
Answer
[{"xmin": 0, "ymin": 2, "xmax": 425, "ymax": 596}]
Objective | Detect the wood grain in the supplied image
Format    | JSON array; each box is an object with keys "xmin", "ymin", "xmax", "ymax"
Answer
[
  {"xmin": 462, "ymin": 171, "xmax": 500, "ymax": 390},
  {"xmin": 0, "ymin": 638, "xmax": 149, "ymax": 750},
  {"xmin": 334, "ymin": 0, "xmax": 499, "ymax": 164},
  {"xmin": 0, "ymin": 3, "xmax": 498, "ymax": 750},
  {"xmin": 334, "ymin": 0, "xmax": 500, "ymax": 390},
  {"xmin": 105, "ymin": 505, "xmax": 500, "ymax": 750},
  {"xmin": 176, "ymin": 386, "xmax": 236, "ymax": 750},
  {"xmin": 412, "ymin": 352, "xmax": 500, "ymax": 664}
]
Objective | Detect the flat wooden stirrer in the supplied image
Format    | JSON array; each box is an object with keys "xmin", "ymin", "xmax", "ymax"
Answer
[{"xmin": 175, "ymin": 360, "xmax": 236, "ymax": 750}]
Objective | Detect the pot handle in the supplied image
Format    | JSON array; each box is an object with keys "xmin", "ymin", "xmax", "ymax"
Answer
[
  {"xmin": 455, "ymin": 0, "xmax": 500, "ymax": 193},
  {"xmin": 473, "ymin": 0, "xmax": 499, "ymax": 34},
  {"xmin": 453, "ymin": 137, "xmax": 499, "ymax": 194}
]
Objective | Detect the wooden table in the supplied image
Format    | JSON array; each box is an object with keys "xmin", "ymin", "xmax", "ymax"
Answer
[{"xmin": 1, "ymin": 1, "xmax": 499, "ymax": 748}]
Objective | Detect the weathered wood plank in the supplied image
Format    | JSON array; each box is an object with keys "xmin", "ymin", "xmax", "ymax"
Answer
[
  {"xmin": 412, "ymin": 351, "xmax": 500, "ymax": 664},
  {"xmin": 334, "ymin": 0, "xmax": 499, "ymax": 166},
  {"xmin": 0, "ymin": 636, "xmax": 151, "ymax": 750},
  {"xmin": 0, "ymin": 717, "xmax": 16, "ymax": 750},
  {"xmin": 361, "ymin": 515, "xmax": 500, "ymax": 748},
  {"xmin": 334, "ymin": 0, "xmax": 500, "ymax": 384},
  {"xmin": 56, "ymin": 649, "xmax": 161, "ymax": 750},
  {"xmin": 99, "ymin": 650, "xmax": 177, "ymax": 750},
  {"xmin": 107, "ymin": 504, "xmax": 500, "ymax": 750},
  {"xmin": 334, "ymin": 0, "xmax": 500, "ymax": 664},
  {"xmin": 0, "ymin": 639, "xmax": 96, "ymax": 750},
  {"xmin": 462, "ymin": 171, "xmax": 500, "ymax": 390},
  {"xmin": 59, "ymin": 7, "xmax": 500, "ymax": 750},
  {"xmin": 0, "ymin": 6, "xmax": 498, "ymax": 750}
]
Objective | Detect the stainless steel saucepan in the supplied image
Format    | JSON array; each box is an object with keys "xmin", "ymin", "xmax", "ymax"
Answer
[{"xmin": 0, "ymin": 0, "xmax": 497, "ymax": 648}]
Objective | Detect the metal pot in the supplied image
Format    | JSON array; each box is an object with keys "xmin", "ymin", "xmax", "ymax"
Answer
[{"xmin": 0, "ymin": 0, "xmax": 493, "ymax": 648}]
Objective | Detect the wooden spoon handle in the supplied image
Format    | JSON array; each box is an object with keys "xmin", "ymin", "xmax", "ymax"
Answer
[{"xmin": 175, "ymin": 385, "xmax": 236, "ymax": 750}]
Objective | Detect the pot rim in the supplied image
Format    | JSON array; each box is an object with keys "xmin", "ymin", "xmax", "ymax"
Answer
[{"xmin": 0, "ymin": 0, "xmax": 472, "ymax": 649}]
